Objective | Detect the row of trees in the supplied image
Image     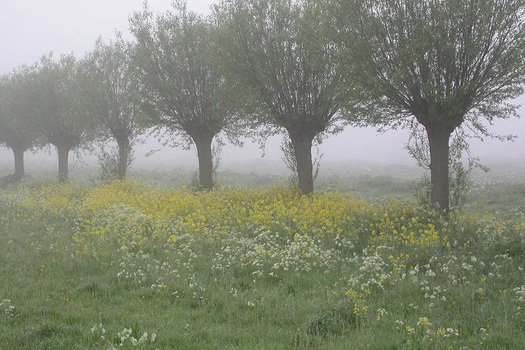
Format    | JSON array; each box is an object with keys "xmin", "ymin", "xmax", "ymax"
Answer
[
  {"xmin": 1, "ymin": 0, "xmax": 524, "ymax": 212},
  {"xmin": 0, "ymin": 41, "xmax": 144, "ymax": 183}
]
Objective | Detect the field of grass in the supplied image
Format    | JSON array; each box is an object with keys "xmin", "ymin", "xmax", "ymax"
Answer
[{"xmin": 1, "ymin": 178, "xmax": 525, "ymax": 349}]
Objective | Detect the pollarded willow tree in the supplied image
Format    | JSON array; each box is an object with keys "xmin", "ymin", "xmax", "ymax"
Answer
[
  {"xmin": 0, "ymin": 69, "xmax": 40, "ymax": 180},
  {"xmin": 0, "ymin": 68, "xmax": 42, "ymax": 180},
  {"xmin": 335, "ymin": 0, "xmax": 525, "ymax": 212},
  {"xmin": 84, "ymin": 35, "xmax": 146, "ymax": 180},
  {"xmin": 130, "ymin": 1, "xmax": 241, "ymax": 190},
  {"xmin": 32, "ymin": 54, "xmax": 96, "ymax": 182},
  {"xmin": 215, "ymin": 0, "xmax": 352, "ymax": 195}
]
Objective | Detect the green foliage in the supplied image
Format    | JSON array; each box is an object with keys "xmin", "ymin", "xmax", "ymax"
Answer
[
  {"xmin": 32, "ymin": 53, "xmax": 96, "ymax": 150},
  {"xmin": 97, "ymin": 145, "xmax": 134, "ymax": 183},
  {"xmin": 215, "ymin": 0, "xmax": 354, "ymax": 194},
  {"xmin": 0, "ymin": 69, "xmax": 43, "ymax": 179},
  {"xmin": 335, "ymin": 0, "xmax": 525, "ymax": 210},
  {"xmin": 0, "ymin": 69, "xmax": 40, "ymax": 152},
  {"xmin": 304, "ymin": 304, "xmax": 357, "ymax": 337},
  {"xmin": 130, "ymin": 2, "xmax": 240, "ymax": 145},
  {"xmin": 338, "ymin": 0, "xmax": 525, "ymax": 128},
  {"xmin": 130, "ymin": 1, "xmax": 242, "ymax": 189},
  {"xmin": 83, "ymin": 33, "xmax": 146, "ymax": 179}
]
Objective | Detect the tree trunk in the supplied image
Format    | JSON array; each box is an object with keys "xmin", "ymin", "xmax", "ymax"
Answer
[
  {"xmin": 426, "ymin": 127, "xmax": 452, "ymax": 213},
  {"xmin": 57, "ymin": 145, "xmax": 71, "ymax": 183},
  {"xmin": 194, "ymin": 134, "xmax": 214, "ymax": 191},
  {"xmin": 117, "ymin": 138, "xmax": 130, "ymax": 180},
  {"xmin": 12, "ymin": 147, "xmax": 25, "ymax": 180},
  {"xmin": 289, "ymin": 132, "xmax": 314, "ymax": 195}
]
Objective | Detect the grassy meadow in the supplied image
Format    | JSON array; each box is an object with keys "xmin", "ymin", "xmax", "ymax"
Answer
[{"xmin": 1, "ymin": 167, "xmax": 525, "ymax": 349}]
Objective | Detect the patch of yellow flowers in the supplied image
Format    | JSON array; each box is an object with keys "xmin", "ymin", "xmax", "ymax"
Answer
[{"xmin": 2, "ymin": 180, "xmax": 509, "ymax": 255}]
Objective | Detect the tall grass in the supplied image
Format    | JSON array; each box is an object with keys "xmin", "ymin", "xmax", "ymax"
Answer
[{"xmin": 0, "ymin": 181, "xmax": 524, "ymax": 349}]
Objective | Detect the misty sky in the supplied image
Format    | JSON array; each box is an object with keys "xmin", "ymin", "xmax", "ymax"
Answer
[{"xmin": 0, "ymin": 0, "xmax": 523, "ymax": 171}]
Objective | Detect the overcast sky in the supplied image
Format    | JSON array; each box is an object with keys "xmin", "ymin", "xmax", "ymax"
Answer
[{"xmin": 0, "ymin": 0, "xmax": 523, "ymax": 172}]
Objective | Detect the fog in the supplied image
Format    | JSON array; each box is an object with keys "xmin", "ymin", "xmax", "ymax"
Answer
[{"xmin": 1, "ymin": 0, "xmax": 523, "ymax": 177}]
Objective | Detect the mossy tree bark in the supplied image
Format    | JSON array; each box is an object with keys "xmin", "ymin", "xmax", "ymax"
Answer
[
  {"xmin": 288, "ymin": 131, "xmax": 315, "ymax": 195},
  {"xmin": 193, "ymin": 133, "xmax": 215, "ymax": 191},
  {"xmin": 12, "ymin": 146, "xmax": 25, "ymax": 180},
  {"xmin": 426, "ymin": 126, "xmax": 452, "ymax": 213},
  {"xmin": 116, "ymin": 137, "xmax": 130, "ymax": 180},
  {"xmin": 57, "ymin": 145, "xmax": 71, "ymax": 183}
]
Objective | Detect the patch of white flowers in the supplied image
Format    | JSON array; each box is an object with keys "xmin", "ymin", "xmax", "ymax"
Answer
[
  {"xmin": 347, "ymin": 249, "xmax": 392, "ymax": 292},
  {"xmin": 513, "ymin": 285, "xmax": 525, "ymax": 303},
  {"xmin": 91, "ymin": 324, "xmax": 158, "ymax": 349},
  {"xmin": 90, "ymin": 323, "xmax": 106, "ymax": 341},
  {"xmin": 116, "ymin": 244, "xmax": 177, "ymax": 292},
  {"xmin": 0, "ymin": 299, "xmax": 16, "ymax": 317},
  {"xmin": 212, "ymin": 227, "xmax": 353, "ymax": 279},
  {"xmin": 115, "ymin": 327, "xmax": 156, "ymax": 347}
]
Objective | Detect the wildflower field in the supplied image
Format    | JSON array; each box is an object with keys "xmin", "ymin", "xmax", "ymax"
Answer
[{"xmin": 1, "ymin": 181, "xmax": 525, "ymax": 349}]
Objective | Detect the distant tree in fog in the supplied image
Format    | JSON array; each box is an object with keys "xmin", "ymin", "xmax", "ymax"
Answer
[
  {"xmin": 130, "ymin": 1, "xmax": 241, "ymax": 190},
  {"xmin": 0, "ymin": 68, "xmax": 40, "ymax": 180},
  {"xmin": 32, "ymin": 54, "xmax": 96, "ymax": 182},
  {"xmin": 215, "ymin": 0, "xmax": 357, "ymax": 195},
  {"xmin": 83, "ymin": 34, "xmax": 146, "ymax": 180},
  {"xmin": 335, "ymin": 0, "xmax": 525, "ymax": 212}
]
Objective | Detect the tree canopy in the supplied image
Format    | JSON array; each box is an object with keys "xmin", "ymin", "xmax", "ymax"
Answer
[
  {"xmin": 335, "ymin": 0, "xmax": 525, "ymax": 211},
  {"xmin": 0, "ymin": 68, "xmax": 41, "ymax": 179},
  {"xmin": 215, "ymin": 0, "xmax": 351, "ymax": 194},
  {"xmin": 84, "ymin": 34, "xmax": 146, "ymax": 180},
  {"xmin": 130, "ymin": 1, "xmax": 241, "ymax": 190},
  {"xmin": 32, "ymin": 54, "xmax": 96, "ymax": 182}
]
